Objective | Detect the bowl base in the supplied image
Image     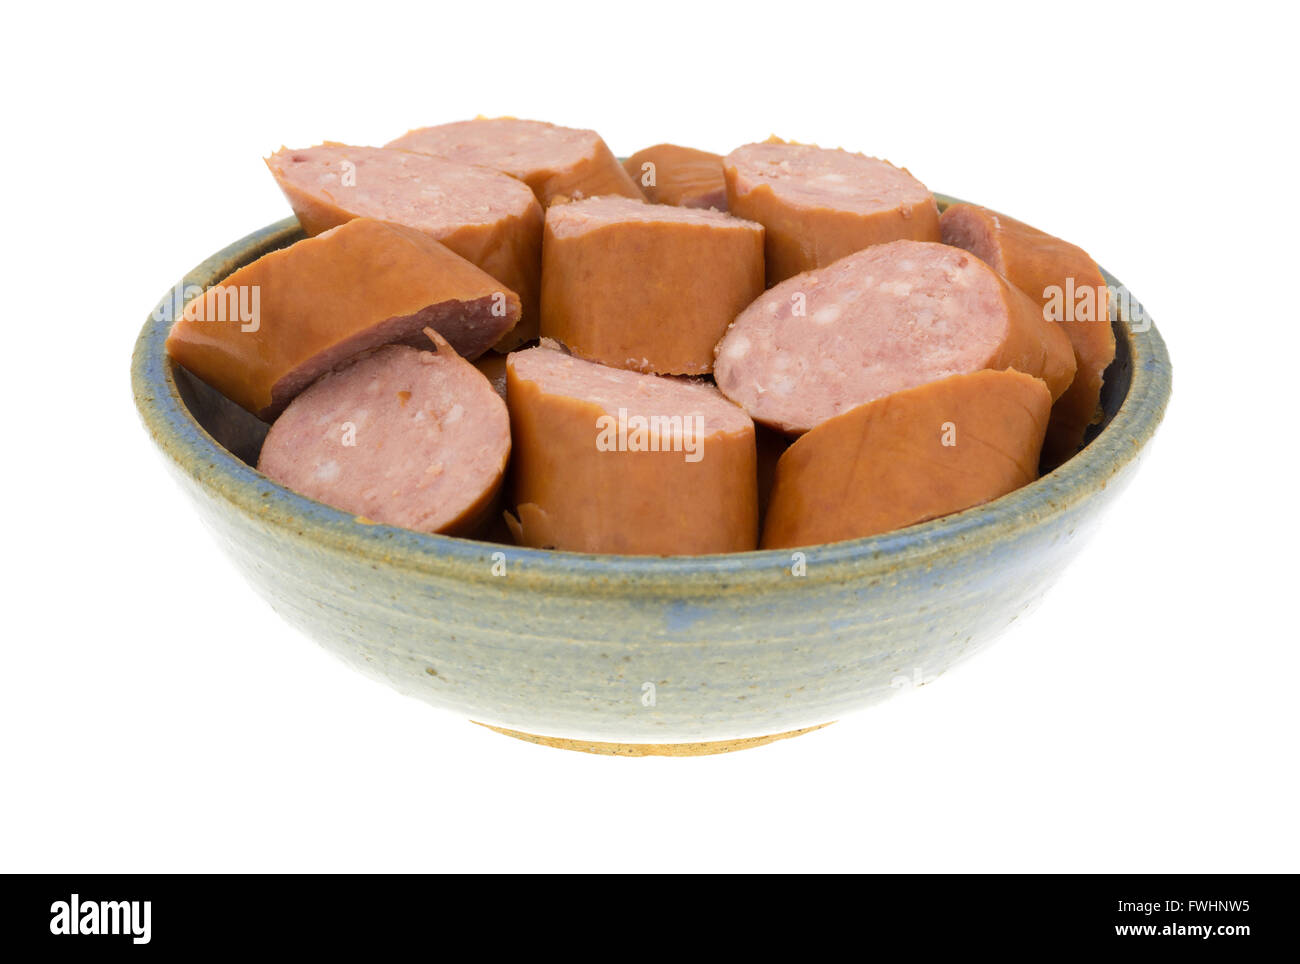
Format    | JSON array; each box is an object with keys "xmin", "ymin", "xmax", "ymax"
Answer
[{"xmin": 473, "ymin": 722, "xmax": 832, "ymax": 756}]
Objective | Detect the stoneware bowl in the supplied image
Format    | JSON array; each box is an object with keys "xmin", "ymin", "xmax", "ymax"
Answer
[{"xmin": 132, "ymin": 196, "xmax": 1172, "ymax": 755}]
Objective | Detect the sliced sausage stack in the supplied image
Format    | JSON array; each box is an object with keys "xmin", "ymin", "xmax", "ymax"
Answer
[{"xmin": 165, "ymin": 117, "xmax": 1116, "ymax": 554}]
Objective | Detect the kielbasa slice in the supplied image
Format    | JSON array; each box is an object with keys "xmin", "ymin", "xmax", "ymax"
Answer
[
  {"xmin": 386, "ymin": 117, "xmax": 643, "ymax": 207},
  {"xmin": 762, "ymin": 370, "xmax": 1052, "ymax": 548},
  {"xmin": 541, "ymin": 197, "xmax": 764, "ymax": 375},
  {"xmin": 258, "ymin": 337, "xmax": 510, "ymax": 536},
  {"xmin": 266, "ymin": 144, "xmax": 544, "ymax": 349},
  {"xmin": 713, "ymin": 240, "xmax": 1076, "ymax": 435},
  {"xmin": 166, "ymin": 218, "xmax": 521, "ymax": 420},
  {"xmin": 724, "ymin": 139, "xmax": 942, "ymax": 285},
  {"xmin": 941, "ymin": 203, "xmax": 1117, "ymax": 466},
  {"xmin": 623, "ymin": 143, "xmax": 727, "ymax": 209},
  {"xmin": 505, "ymin": 347, "xmax": 757, "ymax": 555}
]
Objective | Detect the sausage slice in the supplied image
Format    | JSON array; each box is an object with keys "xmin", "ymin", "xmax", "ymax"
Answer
[
  {"xmin": 762, "ymin": 370, "xmax": 1052, "ymax": 548},
  {"xmin": 622, "ymin": 143, "xmax": 727, "ymax": 209},
  {"xmin": 166, "ymin": 218, "xmax": 521, "ymax": 420},
  {"xmin": 713, "ymin": 239, "xmax": 1076, "ymax": 435},
  {"xmin": 258, "ymin": 337, "xmax": 510, "ymax": 536},
  {"xmin": 941, "ymin": 203, "xmax": 1117, "ymax": 466},
  {"xmin": 541, "ymin": 197, "xmax": 764, "ymax": 375},
  {"xmin": 266, "ymin": 144, "xmax": 543, "ymax": 349},
  {"xmin": 505, "ymin": 347, "xmax": 757, "ymax": 555},
  {"xmin": 724, "ymin": 139, "xmax": 941, "ymax": 285},
  {"xmin": 386, "ymin": 117, "xmax": 643, "ymax": 207}
]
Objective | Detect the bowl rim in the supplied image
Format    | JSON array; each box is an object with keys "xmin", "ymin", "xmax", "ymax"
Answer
[{"xmin": 131, "ymin": 199, "xmax": 1172, "ymax": 588}]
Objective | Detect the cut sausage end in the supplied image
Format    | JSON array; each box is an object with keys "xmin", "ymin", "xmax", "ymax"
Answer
[
  {"xmin": 714, "ymin": 240, "xmax": 1073, "ymax": 435},
  {"xmin": 258, "ymin": 344, "xmax": 510, "ymax": 536},
  {"xmin": 386, "ymin": 117, "xmax": 644, "ymax": 206}
]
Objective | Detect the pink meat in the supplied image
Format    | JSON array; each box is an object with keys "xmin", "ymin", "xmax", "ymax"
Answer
[
  {"xmin": 390, "ymin": 119, "xmax": 596, "ymax": 171},
  {"xmin": 509, "ymin": 346, "xmax": 754, "ymax": 431},
  {"xmin": 267, "ymin": 144, "xmax": 540, "ymax": 234},
  {"xmin": 258, "ymin": 340, "xmax": 509, "ymax": 535},
  {"xmin": 726, "ymin": 141, "xmax": 934, "ymax": 215},
  {"xmin": 714, "ymin": 240, "xmax": 1042, "ymax": 435}
]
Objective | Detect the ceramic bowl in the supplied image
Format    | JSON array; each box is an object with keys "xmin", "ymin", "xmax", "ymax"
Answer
[{"xmin": 131, "ymin": 197, "xmax": 1172, "ymax": 754}]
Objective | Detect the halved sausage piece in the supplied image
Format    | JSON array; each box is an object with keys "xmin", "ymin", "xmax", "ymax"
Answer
[
  {"xmin": 505, "ymin": 347, "xmax": 758, "ymax": 555},
  {"xmin": 940, "ymin": 203, "xmax": 1117, "ymax": 466},
  {"xmin": 725, "ymin": 139, "xmax": 941, "ymax": 285},
  {"xmin": 541, "ymin": 197, "xmax": 764, "ymax": 375},
  {"xmin": 623, "ymin": 143, "xmax": 727, "ymax": 209},
  {"xmin": 166, "ymin": 218, "xmax": 521, "ymax": 420},
  {"xmin": 258, "ymin": 337, "xmax": 510, "ymax": 536},
  {"xmin": 266, "ymin": 144, "xmax": 543, "ymax": 349},
  {"xmin": 762, "ymin": 370, "xmax": 1052, "ymax": 548},
  {"xmin": 386, "ymin": 118, "xmax": 643, "ymax": 207},
  {"xmin": 714, "ymin": 240, "xmax": 1076, "ymax": 435}
]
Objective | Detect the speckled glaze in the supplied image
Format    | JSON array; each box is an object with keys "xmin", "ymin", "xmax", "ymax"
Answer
[{"xmin": 131, "ymin": 197, "xmax": 1172, "ymax": 746}]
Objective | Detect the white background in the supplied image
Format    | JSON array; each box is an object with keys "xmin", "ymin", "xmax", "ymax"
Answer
[{"xmin": 3, "ymin": 1, "xmax": 1295, "ymax": 873}]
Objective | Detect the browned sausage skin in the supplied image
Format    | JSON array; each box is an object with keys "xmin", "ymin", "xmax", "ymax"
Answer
[
  {"xmin": 724, "ymin": 138, "xmax": 941, "ymax": 285},
  {"xmin": 266, "ymin": 144, "xmax": 543, "ymax": 349},
  {"xmin": 940, "ymin": 203, "xmax": 1117, "ymax": 466},
  {"xmin": 713, "ymin": 239, "xmax": 1075, "ymax": 436},
  {"xmin": 762, "ymin": 369, "xmax": 1052, "ymax": 548},
  {"xmin": 165, "ymin": 218, "xmax": 521, "ymax": 420},
  {"xmin": 505, "ymin": 347, "xmax": 758, "ymax": 555},
  {"xmin": 623, "ymin": 143, "xmax": 727, "ymax": 209},
  {"xmin": 541, "ymin": 197, "xmax": 764, "ymax": 375},
  {"xmin": 258, "ymin": 336, "xmax": 510, "ymax": 536},
  {"xmin": 386, "ymin": 117, "xmax": 644, "ymax": 207}
]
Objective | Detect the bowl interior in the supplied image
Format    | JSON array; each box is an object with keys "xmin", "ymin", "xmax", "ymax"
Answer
[
  {"xmin": 134, "ymin": 199, "xmax": 1167, "ymax": 580},
  {"xmin": 162, "ymin": 218, "xmax": 1136, "ymax": 463}
]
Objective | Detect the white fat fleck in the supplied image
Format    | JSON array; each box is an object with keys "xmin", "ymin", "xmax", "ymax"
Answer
[
  {"xmin": 443, "ymin": 403, "xmax": 465, "ymax": 424},
  {"xmin": 724, "ymin": 334, "xmax": 751, "ymax": 359},
  {"xmin": 314, "ymin": 460, "xmax": 341, "ymax": 484},
  {"xmin": 812, "ymin": 304, "xmax": 842, "ymax": 325},
  {"xmin": 771, "ymin": 376, "xmax": 797, "ymax": 395}
]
